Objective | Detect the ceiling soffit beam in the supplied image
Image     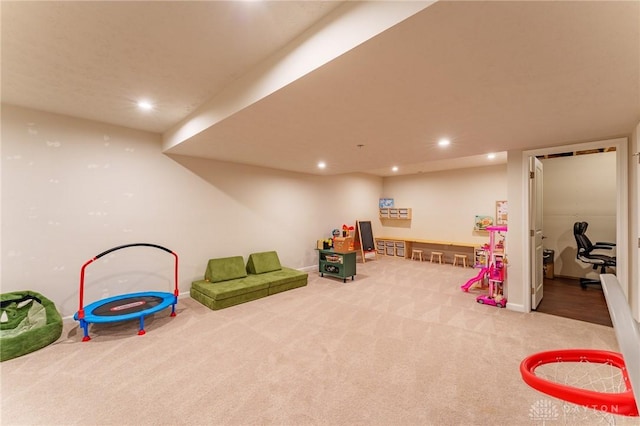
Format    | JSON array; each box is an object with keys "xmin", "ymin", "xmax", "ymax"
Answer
[{"xmin": 162, "ymin": 0, "xmax": 435, "ymax": 152}]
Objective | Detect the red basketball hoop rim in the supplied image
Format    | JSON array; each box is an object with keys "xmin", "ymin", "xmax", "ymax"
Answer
[{"xmin": 520, "ymin": 348, "xmax": 639, "ymax": 417}]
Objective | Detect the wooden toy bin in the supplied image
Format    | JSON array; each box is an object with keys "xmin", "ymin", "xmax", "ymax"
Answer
[{"xmin": 333, "ymin": 237, "xmax": 353, "ymax": 253}]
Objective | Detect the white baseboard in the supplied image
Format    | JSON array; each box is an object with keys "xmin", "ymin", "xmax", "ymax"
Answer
[{"xmin": 506, "ymin": 302, "xmax": 526, "ymax": 313}]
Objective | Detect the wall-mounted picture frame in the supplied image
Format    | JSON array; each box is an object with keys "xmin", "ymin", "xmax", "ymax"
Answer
[
  {"xmin": 496, "ymin": 200, "xmax": 508, "ymax": 225},
  {"xmin": 379, "ymin": 198, "xmax": 394, "ymax": 208},
  {"xmin": 474, "ymin": 215, "xmax": 494, "ymax": 231}
]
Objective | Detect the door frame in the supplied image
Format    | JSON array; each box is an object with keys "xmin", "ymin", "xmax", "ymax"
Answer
[{"xmin": 521, "ymin": 137, "xmax": 629, "ymax": 312}]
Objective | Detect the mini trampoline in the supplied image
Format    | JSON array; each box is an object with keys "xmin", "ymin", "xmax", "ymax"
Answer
[{"xmin": 74, "ymin": 243, "xmax": 179, "ymax": 341}]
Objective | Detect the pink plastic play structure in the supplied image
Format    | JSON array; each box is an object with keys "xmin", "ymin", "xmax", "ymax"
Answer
[{"xmin": 461, "ymin": 225, "xmax": 507, "ymax": 308}]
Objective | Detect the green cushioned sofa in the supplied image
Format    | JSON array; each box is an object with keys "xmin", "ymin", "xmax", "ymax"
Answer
[{"xmin": 190, "ymin": 251, "xmax": 308, "ymax": 310}]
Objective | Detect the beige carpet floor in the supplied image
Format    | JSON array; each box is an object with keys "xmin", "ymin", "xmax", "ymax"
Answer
[{"xmin": 1, "ymin": 256, "xmax": 638, "ymax": 425}]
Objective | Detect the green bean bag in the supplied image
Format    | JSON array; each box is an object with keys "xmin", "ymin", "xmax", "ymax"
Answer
[{"xmin": 1, "ymin": 291, "xmax": 63, "ymax": 362}]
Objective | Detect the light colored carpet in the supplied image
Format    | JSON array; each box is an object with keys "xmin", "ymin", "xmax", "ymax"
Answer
[{"xmin": 2, "ymin": 256, "xmax": 638, "ymax": 425}]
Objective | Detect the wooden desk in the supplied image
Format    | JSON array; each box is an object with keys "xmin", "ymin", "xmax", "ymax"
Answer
[{"xmin": 375, "ymin": 237, "xmax": 477, "ymax": 264}]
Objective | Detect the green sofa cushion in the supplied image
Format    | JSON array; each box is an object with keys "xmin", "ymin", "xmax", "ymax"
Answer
[
  {"xmin": 260, "ymin": 267, "xmax": 307, "ymax": 286},
  {"xmin": 205, "ymin": 256, "xmax": 247, "ymax": 283},
  {"xmin": 247, "ymin": 251, "xmax": 282, "ymax": 274},
  {"xmin": 192, "ymin": 278, "xmax": 269, "ymax": 301},
  {"xmin": 190, "ymin": 286, "xmax": 269, "ymax": 311}
]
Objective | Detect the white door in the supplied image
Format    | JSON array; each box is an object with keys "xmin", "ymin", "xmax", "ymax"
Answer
[{"xmin": 530, "ymin": 157, "xmax": 544, "ymax": 309}]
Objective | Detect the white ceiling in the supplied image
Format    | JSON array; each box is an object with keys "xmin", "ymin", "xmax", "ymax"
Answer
[{"xmin": 2, "ymin": 1, "xmax": 639, "ymax": 176}]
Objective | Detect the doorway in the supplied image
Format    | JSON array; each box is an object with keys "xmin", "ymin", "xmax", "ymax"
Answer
[
  {"xmin": 535, "ymin": 149, "xmax": 617, "ymax": 325},
  {"xmin": 523, "ymin": 137, "xmax": 629, "ymax": 317}
]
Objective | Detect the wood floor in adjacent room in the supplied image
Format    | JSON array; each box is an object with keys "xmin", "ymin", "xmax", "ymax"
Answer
[{"xmin": 534, "ymin": 276, "xmax": 613, "ymax": 327}]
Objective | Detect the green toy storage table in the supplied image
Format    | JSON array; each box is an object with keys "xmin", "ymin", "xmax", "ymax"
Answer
[{"xmin": 317, "ymin": 249, "xmax": 356, "ymax": 283}]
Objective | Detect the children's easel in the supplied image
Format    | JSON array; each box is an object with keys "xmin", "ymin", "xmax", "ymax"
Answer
[{"xmin": 354, "ymin": 220, "xmax": 376, "ymax": 263}]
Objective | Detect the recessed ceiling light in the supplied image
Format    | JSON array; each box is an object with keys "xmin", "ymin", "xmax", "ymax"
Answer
[
  {"xmin": 317, "ymin": 161, "xmax": 326, "ymax": 169},
  {"xmin": 438, "ymin": 138, "xmax": 450, "ymax": 147},
  {"xmin": 487, "ymin": 153, "xmax": 496, "ymax": 160},
  {"xmin": 391, "ymin": 166, "xmax": 399, "ymax": 172},
  {"xmin": 137, "ymin": 100, "xmax": 153, "ymax": 111}
]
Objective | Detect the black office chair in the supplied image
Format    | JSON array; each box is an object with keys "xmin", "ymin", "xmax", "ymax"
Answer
[{"xmin": 573, "ymin": 221, "xmax": 616, "ymax": 289}]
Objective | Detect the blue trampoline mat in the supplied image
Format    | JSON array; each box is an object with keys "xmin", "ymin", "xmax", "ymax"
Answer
[{"xmin": 74, "ymin": 291, "xmax": 176, "ymax": 324}]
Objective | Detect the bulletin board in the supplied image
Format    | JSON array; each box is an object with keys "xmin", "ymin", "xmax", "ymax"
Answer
[{"xmin": 496, "ymin": 200, "xmax": 508, "ymax": 225}]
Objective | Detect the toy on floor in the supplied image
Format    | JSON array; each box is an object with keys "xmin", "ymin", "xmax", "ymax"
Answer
[
  {"xmin": 74, "ymin": 243, "xmax": 179, "ymax": 341},
  {"xmin": 1, "ymin": 290, "xmax": 63, "ymax": 361},
  {"xmin": 461, "ymin": 225, "xmax": 507, "ymax": 308}
]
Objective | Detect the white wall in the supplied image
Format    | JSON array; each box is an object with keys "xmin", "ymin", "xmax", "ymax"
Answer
[
  {"xmin": 167, "ymin": 154, "xmax": 383, "ymax": 269},
  {"xmin": 541, "ymin": 152, "xmax": 617, "ymax": 279},
  {"xmin": 506, "ymin": 151, "xmax": 525, "ymax": 311},
  {"xmin": 1, "ymin": 105, "xmax": 381, "ymax": 317},
  {"xmin": 380, "ymin": 165, "xmax": 507, "ymax": 244},
  {"xmin": 631, "ymin": 122, "xmax": 639, "ymax": 320}
]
